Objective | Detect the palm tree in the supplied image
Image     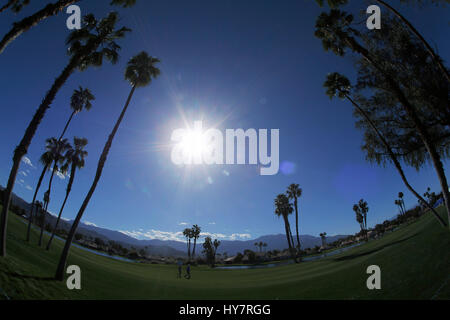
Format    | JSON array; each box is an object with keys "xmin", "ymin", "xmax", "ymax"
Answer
[
  {"xmin": 183, "ymin": 228, "xmax": 192, "ymax": 259},
  {"xmin": 0, "ymin": 0, "xmax": 137, "ymax": 54},
  {"xmin": 26, "ymin": 150, "xmax": 53, "ymax": 242},
  {"xmin": 213, "ymin": 239, "xmax": 221, "ymax": 267},
  {"xmin": 394, "ymin": 200, "xmax": 403, "ymax": 216},
  {"xmin": 60, "ymin": 87, "xmax": 95, "ymax": 140},
  {"xmin": 55, "ymin": 51, "xmax": 161, "ymax": 280},
  {"xmin": 353, "ymin": 204, "xmax": 365, "ymax": 240},
  {"xmin": 286, "ymin": 183, "xmax": 302, "ymax": 252},
  {"xmin": 0, "ymin": 12, "xmax": 130, "ymax": 257},
  {"xmin": 25, "ymin": 87, "xmax": 93, "ymax": 242},
  {"xmin": 46, "ymin": 137, "xmax": 88, "ymax": 250},
  {"xmin": 315, "ymin": 0, "xmax": 450, "ymax": 82},
  {"xmin": 274, "ymin": 194, "xmax": 297, "ymax": 262},
  {"xmin": 38, "ymin": 138, "xmax": 71, "ymax": 246},
  {"xmin": 316, "ymin": 10, "xmax": 450, "ymax": 228},
  {"xmin": 191, "ymin": 224, "xmax": 201, "ymax": 259},
  {"xmin": 0, "ymin": 0, "xmax": 29, "ymax": 14},
  {"xmin": 398, "ymin": 192, "xmax": 406, "ymax": 214},
  {"xmin": 323, "ymin": 72, "xmax": 447, "ymax": 227},
  {"xmin": 319, "ymin": 232, "xmax": 327, "ymax": 247}
]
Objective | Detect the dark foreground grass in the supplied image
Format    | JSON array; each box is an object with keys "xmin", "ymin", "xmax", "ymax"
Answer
[{"xmin": 0, "ymin": 205, "xmax": 449, "ymax": 300}]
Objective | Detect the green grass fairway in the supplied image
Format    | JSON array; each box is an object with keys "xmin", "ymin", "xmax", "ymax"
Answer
[{"xmin": 0, "ymin": 205, "xmax": 449, "ymax": 300}]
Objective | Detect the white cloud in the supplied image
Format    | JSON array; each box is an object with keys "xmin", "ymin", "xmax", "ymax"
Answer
[
  {"xmin": 83, "ymin": 221, "xmax": 98, "ymax": 227},
  {"xmin": 21, "ymin": 156, "xmax": 35, "ymax": 168},
  {"xmin": 207, "ymin": 176, "xmax": 213, "ymax": 184},
  {"xmin": 178, "ymin": 222, "xmax": 188, "ymax": 226},
  {"xmin": 25, "ymin": 185, "xmax": 33, "ymax": 191},
  {"xmin": 20, "ymin": 171, "xmax": 28, "ymax": 177},
  {"xmin": 119, "ymin": 229, "xmax": 252, "ymax": 242},
  {"xmin": 229, "ymin": 233, "xmax": 251, "ymax": 240},
  {"xmin": 223, "ymin": 170, "xmax": 230, "ymax": 176},
  {"xmin": 119, "ymin": 229, "xmax": 185, "ymax": 242},
  {"xmin": 208, "ymin": 222, "xmax": 216, "ymax": 225},
  {"xmin": 56, "ymin": 169, "xmax": 66, "ymax": 180}
]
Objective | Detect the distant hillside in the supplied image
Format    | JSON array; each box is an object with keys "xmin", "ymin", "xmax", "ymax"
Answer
[{"xmin": 1, "ymin": 186, "xmax": 349, "ymax": 257}]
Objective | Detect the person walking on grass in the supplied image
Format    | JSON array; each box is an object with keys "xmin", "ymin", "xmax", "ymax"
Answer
[{"xmin": 184, "ymin": 263, "xmax": 191, "ymax": 280}]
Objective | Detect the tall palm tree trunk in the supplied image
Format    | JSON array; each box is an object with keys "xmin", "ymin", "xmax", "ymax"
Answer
[
  {"xmin": 39, "ymin": 162, "xmax": 57, "ymax": 246},
  {"xmin": 58, "ymin": 111, "xmax": 76, "ymax": 141},
  {"xmin": 0, "ymin": 0, "xmax": 77, "ymax": 54},
  {"xmin": 26, "ymin": 111, "xmax": 75, "ymax": 242},
  {"xmin": 346, "ymin": 37, "xmax": 450, "ymax": 229},
  {"xmin": 46, "ymin": 165, "xmax": 76, "ymax": 250},
  {"xmin": 26, "ymin": 164, "xmax": 48, "ymax": 241},
  {"xmin": 294, "ymin": 198, "xmax": 300, "ymax": 250},
  {"xmin": 375, "ymin": 0, "xmax": 450, "ymax": 83},
  {"xmin": 0, "ymin": 56, "xmax": 80, "ymax": 257},
  {"xmin": 345, "ymin": 94, "xmax": 447, "ymax": 227},
  {"xmin": 0, "ymin": 0, "xmax": 15, "ymax": 14},
  {"xmin": 192, "ymin": 238, "xmax": 196, "ymax": 258},
  {"xmin": 55, "ymin": 86, "xmax": 136, "ymax": 281}
]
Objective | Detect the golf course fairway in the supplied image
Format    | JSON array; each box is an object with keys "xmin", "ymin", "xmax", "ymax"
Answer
[{"xmin": 0, "ymin": 205, "xmax": 449, "ymax": 300}]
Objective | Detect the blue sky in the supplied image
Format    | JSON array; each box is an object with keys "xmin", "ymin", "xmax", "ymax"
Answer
[{"xmin": 0, "ymin": 0, "xmax": 448, "ymax": 242}]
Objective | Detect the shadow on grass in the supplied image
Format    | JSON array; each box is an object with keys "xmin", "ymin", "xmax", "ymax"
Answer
[
  {"xmin": 5, "ymin": 272, "xmax": 54, "ymax": 281},
  {"xmin": 333, "ymin": 233, "xmax": 419, "ymax": 262}
]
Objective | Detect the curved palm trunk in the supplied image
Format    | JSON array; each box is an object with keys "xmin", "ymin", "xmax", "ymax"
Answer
[
  {"xmin": 39, "ymin": 162, "xmax": 57, "ymax": 246},
  {"xmin": 0, "ymin": 0, "xmax": 77, "ymax": 54},
  {"xmin": 0, "ymin": 56, "xmax": 81, "ymax": 257},
  {"xmin": 345, "ymin": 94, "xmax": 447, "ymax": 227},
  {"xmin": 59, "ymin": 111, "xmax": 76, "ymax": 141},
  {"xmin": 375, "ymin": 0, "xmax": 450, "ymax": 83},
  {"xmin": 26, "ymin": 164, "xmax": 48, "ymax": 241},
  {"xmin": 46, "ymin": 165, "xmax": 76, "ymax": 250},
  {"xmin": 0, "ymin": 0, "xmax": 16, "ymax": 14},
  {"xmin": 346, "ymin": 37, "xmax": 450, "ymax": 229},
  {"xmin": 55, "ymin": 85, "xmax": 137, "ymax": 281}
]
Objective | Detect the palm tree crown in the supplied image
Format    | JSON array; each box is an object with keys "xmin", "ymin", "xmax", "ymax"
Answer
[
  {"xmin": 65, "ymin": 137, "xmax": 89, "ymax": 170},
  {"xmin": 66, "ymin": 12, "xmax": 131, "ymax": 71},
  {"xmin": 125, "ymin": 51, "xmax": 161, "ymax": 87},
  {"xmin": 71, "ymin": 87, "xmax": 95, "ymax": 114},
  {"xmin": 286, "ymin": 184, "xmax": 302, "ymax": 200},
  {"xmin": 274, "ymin": 194, "xmax": 293, "ymax": 218}
]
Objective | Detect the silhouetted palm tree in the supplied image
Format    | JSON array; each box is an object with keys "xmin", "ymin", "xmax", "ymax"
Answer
[
  {"xmin": 183, "ymin": 228, "xmax": 193, "ymax": 259},
  {"xmin": 213, "ymin": 239, "xmax": 221, "ymax": 267},
  {"xmin": 25, "ymin": 88, "xmax": 93, "ymax": 242},
  {"xmin": 39, "ymin": 138, "xmax": 71, "ymax": 246},
  {"xmin": 398, "ymin": 192, "xmax": 406, "ymax": 214},
  {"xmin": 319, "ymin": 232, "xmax": 327, "ymax": 247},
  {"xmin": 0, "ymin": 0, "xmax": 29, "ymax": 14},
  {"xmin": 274, "ymin": 194, "xmax": 297, "ymax": 262},
  {"xmin": 55, "ymin": 51, "xmax": 160, "ymax": 280},
  {"xmin": 46, "ymin": 137, "xmax": 88, "ymax": 250},
  {"xmin": 316, "ymin": 9, "xmax": 450, "ymax": 228},
  {"xmin": 191, "ymin": 224, "xmax": 201, "ymax": 258},
  {"xmin": 0, "ymin": 0, "xmax": 137, "ymax": 54},
  {"xmin": 323, "ymin": 72, "xmax": 447, "ymax": 227},
  {"xmin": 26, "ymin": 150, "xmax": 53, "ymax": 242},
  {"xmin": 314, "ymin": 0, "xmax": 450, "ymax": 82},
  {"xmin": 286, "ymin": 183, "xmax": 302, "ymax": 251},
  {"xmin": 60, "ymin": 87, "xmax": 95, "ymax": 140},
  {"xmin": 0, "ymin": 12, "xmax": 130, "ymax": 257}
]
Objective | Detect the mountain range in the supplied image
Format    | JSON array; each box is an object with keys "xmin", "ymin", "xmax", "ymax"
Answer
[{"xmin": 2, "ymin": 186, "xmax": 349, "ymax": 257}]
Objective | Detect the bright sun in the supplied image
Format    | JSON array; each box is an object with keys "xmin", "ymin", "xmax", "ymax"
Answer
[{"xmin": 178, "ymin": 129, "xmax": 208, "ymax": 162}]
